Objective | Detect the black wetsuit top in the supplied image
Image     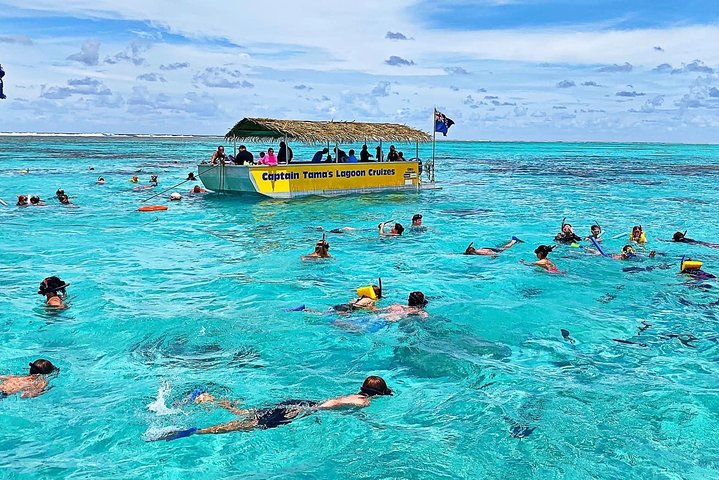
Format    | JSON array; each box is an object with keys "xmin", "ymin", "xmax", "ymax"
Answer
[
  {"xmin": 554, "ymin": 233, "xmax": 582, "ymax": 244},
  {"xmin": 255, "ymin": 400, "xmax": 317, "ymax": 429}
]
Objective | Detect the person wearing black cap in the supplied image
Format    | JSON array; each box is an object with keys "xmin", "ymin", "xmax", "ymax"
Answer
[
  {"xmin": 235, "ymin": 145, "xmax": 254, "ymax": 165},
  {"xmin": 155, "ymin": 376, "xmax": 393, "ymax": 441},
  {"xmin": 38, "ymin": 276, "xmax": 69, "ymax": 308},
  {"xmin": 0, "ymin": 359, "xmax": 58, "ymax": 398}
]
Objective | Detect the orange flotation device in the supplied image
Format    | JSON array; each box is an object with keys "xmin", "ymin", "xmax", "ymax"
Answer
[{"xmin": 138, "ymin": 205, "xmax": 168, "ymax": 212}]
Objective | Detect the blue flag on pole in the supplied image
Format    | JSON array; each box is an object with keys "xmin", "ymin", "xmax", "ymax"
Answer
[{"xmin": 434, "ymin": 109, "xmax": 454, "ymax": 136}]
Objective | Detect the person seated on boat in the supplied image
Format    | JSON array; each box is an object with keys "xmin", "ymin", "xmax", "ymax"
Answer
[
  {"xmin": 97, "ymin": 177, "xmax": 106, "ymax": 184},
  {"xmin": 312, "ymin": 148, "xmax": 329, "ymax": 163},
  {"xmin": 16, "ymin": 195, "xmax": 28, "ymax": 206},
  {"xmin": 187, "ymin": 172, "xmax": 197, "ymax": 181},
  {"xmin": 130, "ymin": 176, "xmax": 140, "ymax": 183},
  {"xmin": 378, "ymin": 291, "xmax": 429, "ymax": 322},
  {"xmin": 585, "ymin": 224, "xmax": 602, "ymax": 242},
  {"xmin": 278, "ymin": 141, "xmax": 294, "ymax": 164},
  {"xmin": 465, "ymin": 237, "xmax": 522, "ymax": 256},
  {"xmin": 29, "ymin": 196, "xmax": 45, "ymax": 206},
  {"xmin": 333, "ymin": 281, "xmax": 383, "ymax": 312},
  {"xmin": 554, "ymin": 222, "xmax": 581, "ymax": 244},
  {"xmin": 210, "ymin": 146, "xmax": 227, "ymax": 165},
  {"xmin": 0, "ymin": 359, "xmax": 59, "ymax": 399},
  {"xmin": 155, "ymin": 376, "xmax": 392, "ymax": 441},
  {"xmin": 38, "ymin": 276, "xmax": 69, "ymax": 308},
  {"xmin": 521, "ymin": 245, "xmax": 559, "ymax": 273},
  {"xmin": 55, "ymin": 188, "xmax": 65, "ymax": 200},
  {"xmin": 235, "ymin": 145, "xmax": 254, "ymax": 165},
  {"xmin": 190, "ymin": 185, "xmax": 207, "ymax": 194},
  {"xmin": 630, "ymin": 225, "xmax": 646, "ymax": 244},
  {"xmin": 59, "ymin": 194, "xmax": 72, "ymax": 205},
  {"xmin": 257, "ymin": 151, "xmax": 266, "ymax": 164},
  {"xmin": 333, "ymin": 147, "xmax": 348, "ymax": 163},
  {"xmin": 302, "ymin": 236, "xmax": 331, "ymax": 259},
  {"xmin": 260, "ymin": 148, "xmax": 278, "ymax": 166},
  {"xmin": 375, "ymin": 145, "xmax": 383, "ymax": 162},
  {"xmin": 360, "ymin": 145, "xmax": 374, "ymax": 162},
  {"xmin": 347, "ymin": 149, "xmax": 358, "ymax": 163},
  {"xmin": 378, "ymin": 221, "xmax": 404, "ymax": 236},
  {"xmin": 386, "ymin": 145, "xmax": 399, "ymax": 162},
  {"xmin": 398, "ymin": 152, "xmax": 405, "ymax": 161}
]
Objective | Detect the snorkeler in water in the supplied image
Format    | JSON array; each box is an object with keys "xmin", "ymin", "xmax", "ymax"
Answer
[
  {"xmin": 332, "ymin": 280, "xmax": 383, "ymax": 312},
  {"xmin": 629, "ymin": 225, "xmax": 647, "ymax": 244},
  {"xmin": 302, "ymin": 235, "xmax": 331, "ymax": 259},
  {"xmin": 378, "ymin": 291, "xmax": 429, "ymax": 322},
  {"xmin": 585, "ymin": 223, "xmax": 603, "ymax": 242},
  {"xmin": 554, "ymin": 218, "xmax": 582, "ymax": 244},
  {"xmin": 0, "ymin": 359, "xmax": 58, "ymax": 399},
  {"xmin": 464, "ymin": 237, "xmax": 523, "ymax": 256},
  {"xmin": 378, "ymin": 221, "xmax": 404, "ymax": 236},
  {"xmin": 671, "ymin": 231, "xmax": 719, "ymax": 249},
  {"xmin": 410, "ymin": 214, "xmax": 426, "ymax": 231},
  {"xmin": 679, "ymin": 257, "xmax": 716, "ymax": 281},
  {"xmin": 155, "ymin": 376, "xmax": 393, "ymax": 441},
  {"xmin": 522, "ymin": 245, "xmax": 559, "ymax": 273},
  {"xmin": 38, "ymin": 276, "xmax": 69, "ymax": 308}
]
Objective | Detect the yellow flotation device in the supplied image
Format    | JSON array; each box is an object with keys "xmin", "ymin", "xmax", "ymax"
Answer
[
  {"xmin": 630, "ymin": 232, "xmax": 647, "ymax": 243},
  {"xmin": 356, "ymin": 286, "xmax": 377, "ymax": 300},
  {"xmin": 130, "ymin": 178, "xmax": 139, "ymax": 183},
  {"xmin": 681, "ymin": 259, "xmax": 703, "ymax": 272}
]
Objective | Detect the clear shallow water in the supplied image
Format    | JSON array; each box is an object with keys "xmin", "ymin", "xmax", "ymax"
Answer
[{"xmin": 1, "ymin": 137, "xmax": 719, "ymax": 479}]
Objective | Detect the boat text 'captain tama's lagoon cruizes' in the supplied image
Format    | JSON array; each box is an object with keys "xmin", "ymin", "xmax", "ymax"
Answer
[{"xmin": 197, "ymin": 117, "xmax": 440, "ymax": 199}]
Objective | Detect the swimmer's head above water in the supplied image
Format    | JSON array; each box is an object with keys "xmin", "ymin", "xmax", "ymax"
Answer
[
  {"xmin": 673, "ymin": 231, "xmax": 688, "ymax": 242},
  {"xmin": 359, "ymin": 376, "xmax": 393, "ymax": 397},
  {"xmin": 29, "ymin": 359, "xmax": 58, "ymax": 375},
  {"xmin": 464, "ymin": 242, "xmax": 476, "ymax": 255},
  {"xmin": 534, "ymin": 245, "xmax": 555, "ymax": 259},
  {"xmin": 412, "ymin": 214, "xmax": 423, "ymax": 226},
  {"xmin": 408, "ymin": 291, "xmax": 428, "ymax": 307},
  {"xmin": 590, "ymin": 224, "xmax": 601, "ymax": 237},
  {"xmin": 38, "ymin": 276, "xmax": 69, "ymax": 297},
  {"xmin": 622, "ymin": 245, "xmax": 636, "ymax": 258}
]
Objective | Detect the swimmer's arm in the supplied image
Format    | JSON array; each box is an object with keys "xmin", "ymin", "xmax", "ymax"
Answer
[{"xmin": 216, "ymin": 399, "xmax": 251, "ymax": 416}]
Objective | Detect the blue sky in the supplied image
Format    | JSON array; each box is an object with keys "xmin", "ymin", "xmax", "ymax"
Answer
[{"xmin": 1, "ymin": 0, "xmax": 719, "ymax": 142}]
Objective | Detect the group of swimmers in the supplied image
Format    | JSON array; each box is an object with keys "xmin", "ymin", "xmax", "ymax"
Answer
[{"xmin": 16, "ymin": 189, "xmax": 73, "ymax": 207}]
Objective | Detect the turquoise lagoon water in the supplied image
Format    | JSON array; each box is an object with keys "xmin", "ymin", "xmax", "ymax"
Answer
[{"xmin": 1, "ymin": 137, "xmax": 719, "ymax": 479}]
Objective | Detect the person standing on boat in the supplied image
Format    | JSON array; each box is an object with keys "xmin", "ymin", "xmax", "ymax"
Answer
[
  {"xmin": 386, "ymin": 145, "xmax": 399, "ymax": 162},
  {"xmin": 360, "ymin": 145, "xmax": 373, "ymax": 162},
  {"xmin": 278, "ymin": 141, "xmax": 293, "ymax": 164},
  {"xmin": 312, "ymin": 148, "xmax": 329, "ymax": 163},
  {"xmin": 333, "ymin": 147, "xmax": 348, "ymax": 163},
  {"xmin": 210, "ymin": 146, "xmax": 227, "ymax": 165},
  {"xmin": 375, "ymin": 145, "xmax": 383, "ymax": 162}
]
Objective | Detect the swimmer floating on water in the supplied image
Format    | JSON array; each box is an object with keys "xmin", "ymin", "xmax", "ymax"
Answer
[
  {"xmin": 0, "ymin": 359, "xmax": 58, "ymax": 399},
  {"xmin": 585, "ymin": 223, "xmax": 603, "ymax": 242},
  {"xmin": 378, "ymin": 221, "xmax": 404, "ymax": 236},
  {"xmin": 464, "ymin": 236, "xmax": 523, "ymax": 256},
  {"xmin": 410, "ymin": 214, "xmax": 426, "ymax": 231},
  {"xmin": 332, "ymin": 279, "xmax": 383, "ymax": 312},
  {"xmin": 629, "ymin": 225, "xmax": 647, "ymax": 244},
  {"xmin": 522, "ymin": 245, "xmax": 560, "ymax": 273},
  {"xmin": 302, "ymin": 235, "xmax": 331, "ymax": 259},
  {"xmin": 155, "ymin": 376, "xmax": 393, "ymax": 441},
  {"xmin": 671, "ymin": 230, "xmax": 719, "ymax": 249},
  {"xmin": 679, "ymin": 257, "xmax": 716, "ymax": 281},
  {"xmin": 612, "ymin": 245, "xmax": 656, "ymax": 260},
  {"xmin": 378, "ymin": 291, "xmax": 429, "ymax": 322},
  {"xmin": 554, "ymin": 218, "xmax": 582, "ymax": 244},
  {"xmin": 38, "ymin": 276, "xmax": 69, "ymax": 308}
]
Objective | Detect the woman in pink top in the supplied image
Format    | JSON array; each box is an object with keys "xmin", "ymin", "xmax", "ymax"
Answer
[{"xmin": 262, "ymin": 148, "xmax": 277, "ymax": 166}]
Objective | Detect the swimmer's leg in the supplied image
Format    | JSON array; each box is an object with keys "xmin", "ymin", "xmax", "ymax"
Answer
[
  {"xmin": 197, "ymin": 418, "xmax": 259, "ymax": 435},
  {"xmin": 499, "ymin": 237, "xmax": 521, "ymax": 251}
]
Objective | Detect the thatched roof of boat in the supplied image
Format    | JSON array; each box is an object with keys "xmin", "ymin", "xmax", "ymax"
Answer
[{"xmin": 225, "ymin": 117, "xmax": 431, "ymax": 144}]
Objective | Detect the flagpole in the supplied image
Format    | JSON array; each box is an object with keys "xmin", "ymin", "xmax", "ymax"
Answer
[{"xmin": 431, "ymin": 107, "xmax": 436, "ymax": 183}]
